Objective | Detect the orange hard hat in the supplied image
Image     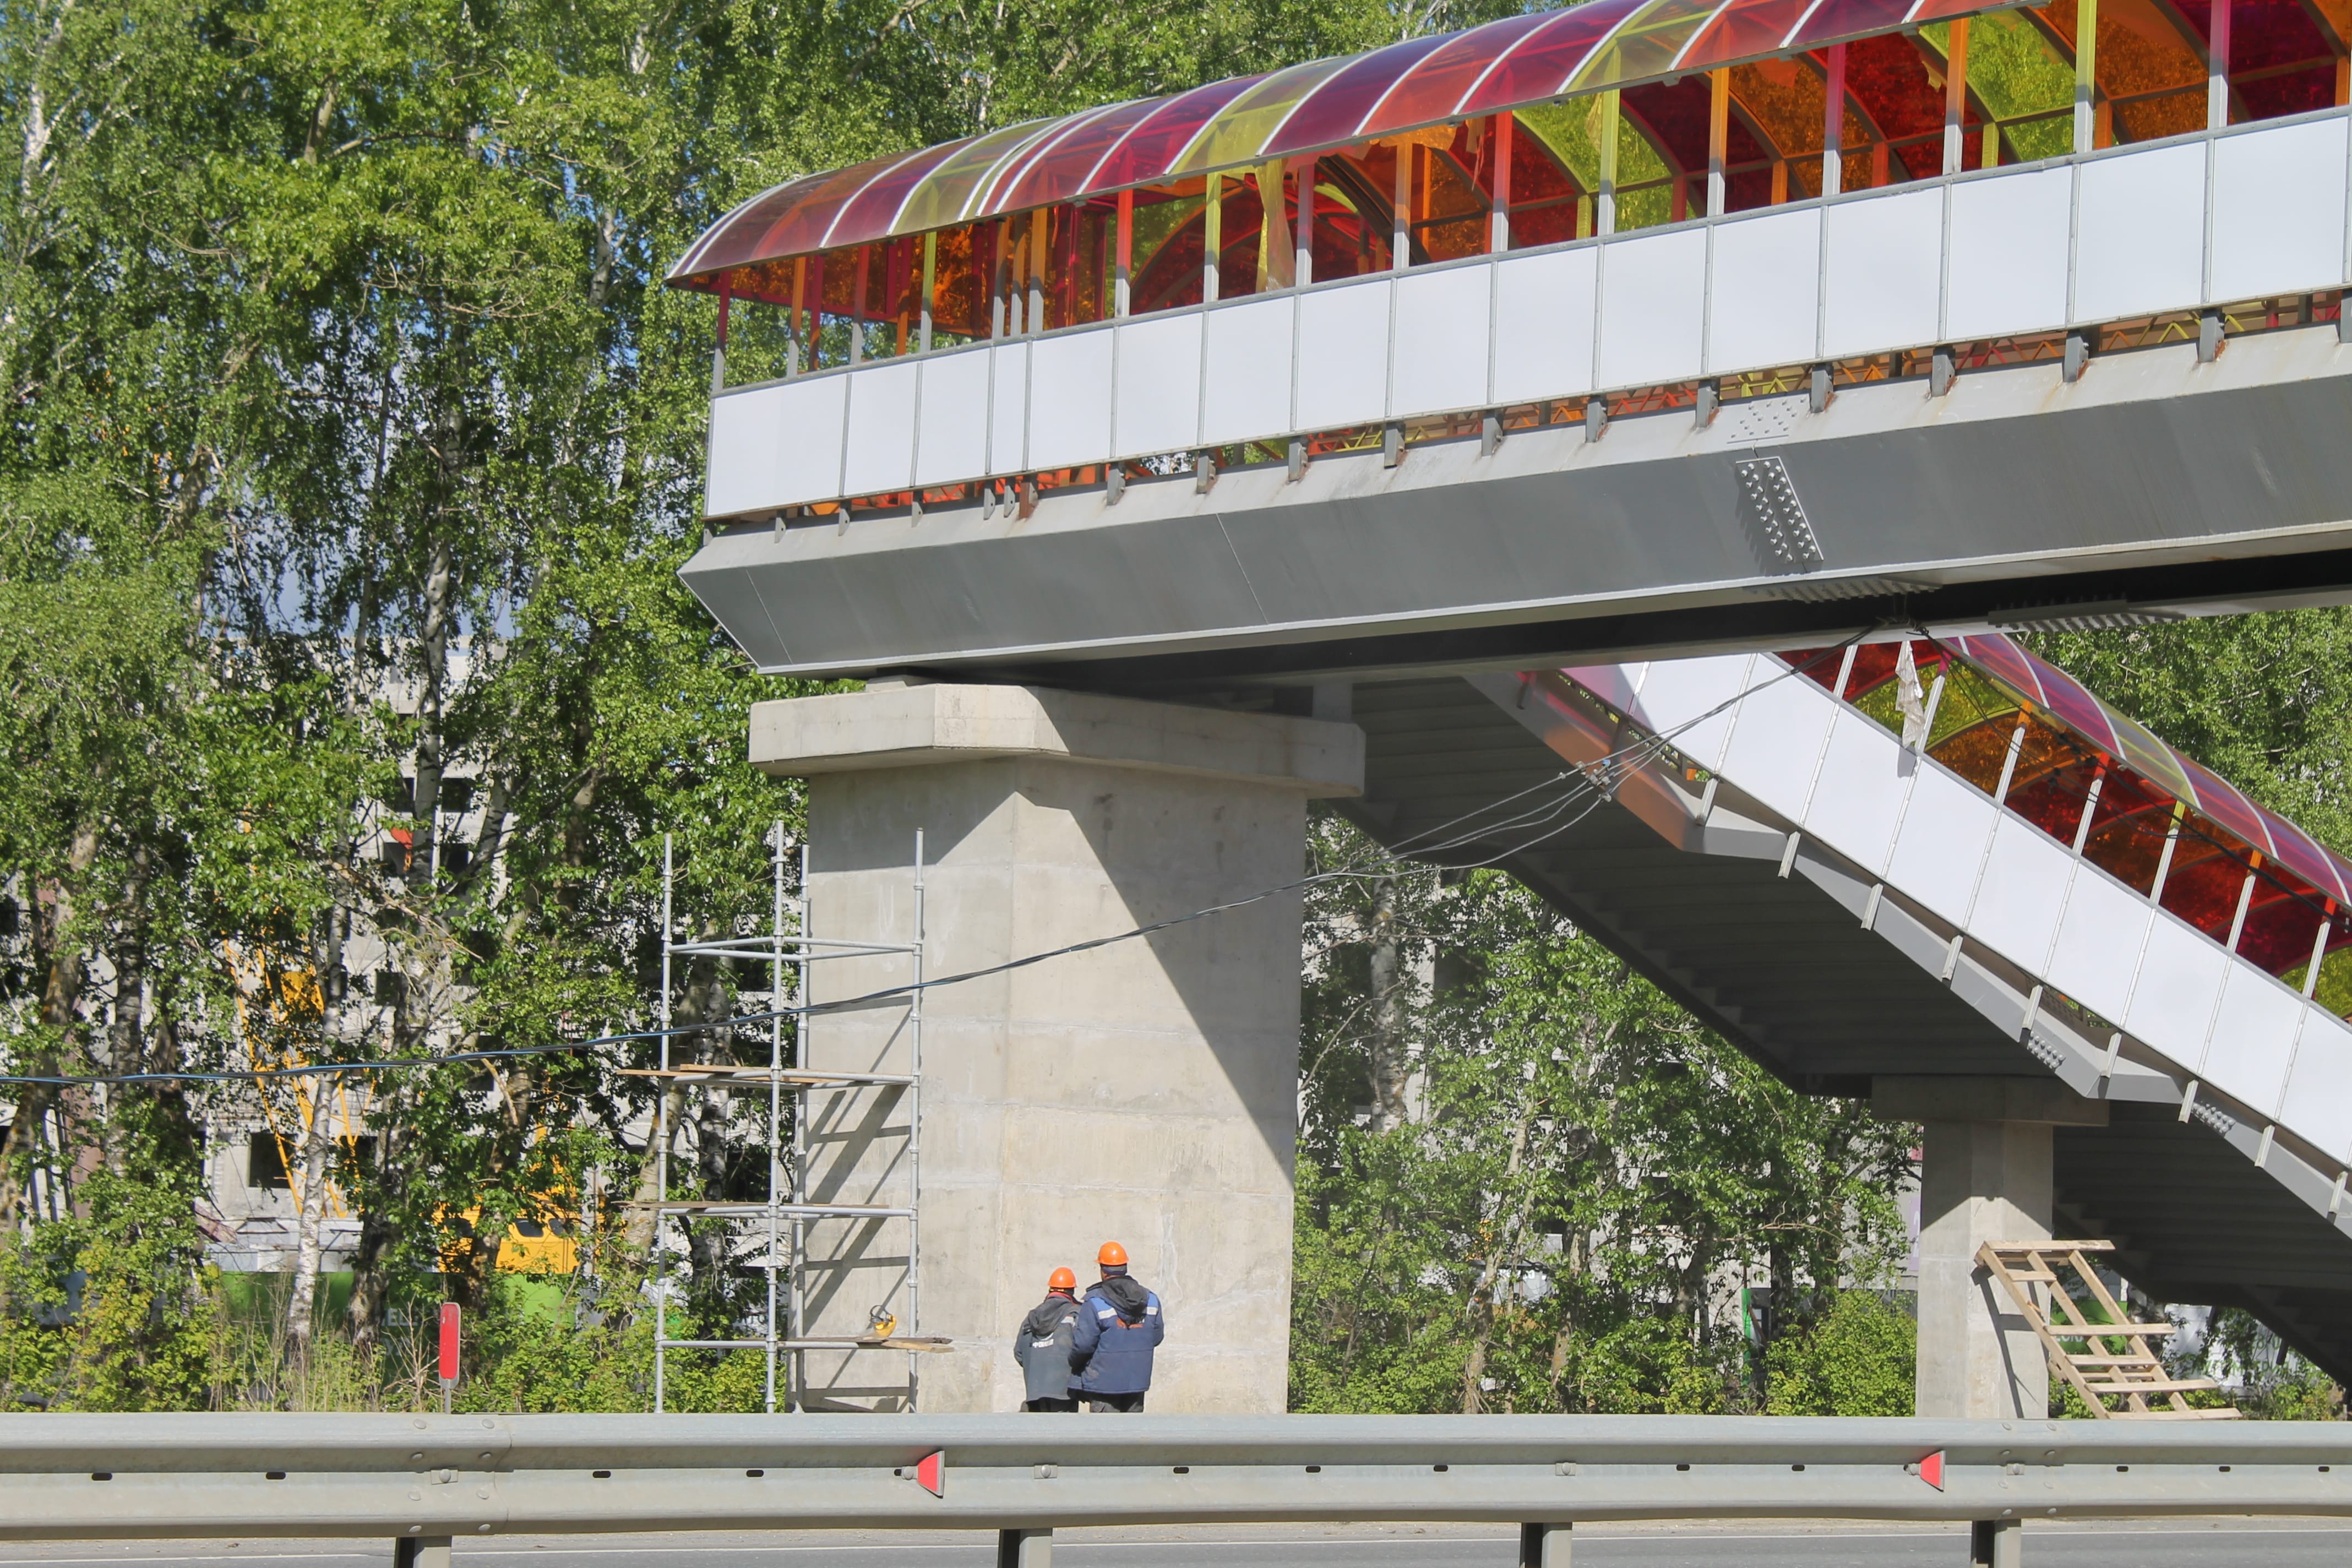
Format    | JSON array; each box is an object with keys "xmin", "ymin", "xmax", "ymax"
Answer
[
  {"xmin": 1048, "ymin": 1266, "xmax": 1077, "ymax": 1292},
  {"xmin": 1097, "ymin": 1240, "xmax": 1128, "ymax": 1268}
]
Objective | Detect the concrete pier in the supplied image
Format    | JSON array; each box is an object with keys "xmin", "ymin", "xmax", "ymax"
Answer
[
  {"xmin": 751, "ymin": 681, "xmax": 1362, "ymax": 1413},
  {"xmin": 1879, "ymin": 1076, "xmax": 2107, "ymax": 1419}
]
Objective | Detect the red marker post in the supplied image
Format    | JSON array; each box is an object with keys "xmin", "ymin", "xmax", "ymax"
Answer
[{"xmin": 438, "ymin": 1302, "xmax": 460, "ymax": 1413}]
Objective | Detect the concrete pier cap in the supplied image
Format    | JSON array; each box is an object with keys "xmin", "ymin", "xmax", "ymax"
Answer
[{"xmin": 749, "ymin": 680, "xmax": 1363, "ymax": 1413}]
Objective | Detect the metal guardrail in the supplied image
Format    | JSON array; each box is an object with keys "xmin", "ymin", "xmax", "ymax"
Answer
[{"xmin": 1, "ymin": 1413, "xmax": 2346, "ymax": 1544}]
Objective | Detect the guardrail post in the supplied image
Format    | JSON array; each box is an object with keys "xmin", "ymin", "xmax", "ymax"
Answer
[
  {"xmin": 997, "ymin": 1526, "xmax": 1051, "ymax": 1567},
  {"xmin": 1518, "ymin": 1521, "xmax": 1569, "ymax": 1566},
  {"xmin": 1970, "ymin": 1518, "xmax": 2021, "ymax": 1567},
  {"xmin": 394, "ymin": 1537, "xmax": 451, "ymax": 1568}
]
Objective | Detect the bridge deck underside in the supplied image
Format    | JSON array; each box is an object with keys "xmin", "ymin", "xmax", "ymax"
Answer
[{"xmin": 1343, "ymin": 677, "xmax": 2352, "ymax": 1382}]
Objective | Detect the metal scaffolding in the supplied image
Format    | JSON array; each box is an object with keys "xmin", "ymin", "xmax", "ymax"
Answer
[{"xmin": 644, "ymin": 824, "xmax": 928, "ymax": 1412}]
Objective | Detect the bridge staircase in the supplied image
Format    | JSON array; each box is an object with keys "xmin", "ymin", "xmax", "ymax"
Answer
[{"xmin": 1336, "ymin": 644, "xmax": 2352, "ymax": 1384}]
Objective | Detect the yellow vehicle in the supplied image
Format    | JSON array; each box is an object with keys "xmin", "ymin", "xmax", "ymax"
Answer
[{"xmin": 439, "ymin": 1207, "xmax": 581, "ymax": 1275}]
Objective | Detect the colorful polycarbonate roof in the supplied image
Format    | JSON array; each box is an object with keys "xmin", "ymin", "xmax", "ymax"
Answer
[
  {"xmin": 1949, "ymin": 633, "xmax": 2352, "ymax": 907},
  {"xmin": 668, "ymin": 0, "xmax": 2024, "ymax": 287}
]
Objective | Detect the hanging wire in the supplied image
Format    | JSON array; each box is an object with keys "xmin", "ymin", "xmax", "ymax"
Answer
[{"xmin": 1, "ymin": 635, "xmax": 1871, "ymax": 1090}]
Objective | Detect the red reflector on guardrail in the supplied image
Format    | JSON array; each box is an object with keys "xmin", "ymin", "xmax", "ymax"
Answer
[
  {"xmin": 1918, "ymin": 1451, "xmax": 1944, "ymax": 1490},
  {"xmin": 914, "ymin": 1451, "xmax": 944, "ymax": 1497}
]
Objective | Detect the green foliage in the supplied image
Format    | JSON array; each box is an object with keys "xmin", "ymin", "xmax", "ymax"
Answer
[
  {"xmin": 1291, "ymin": 818, "xmax": 1918, "ymax": 1415},
  {"xmin": 0, "ymin": 1170, "xmax": 221, "ymax": 1411},
  {"xmin": 2197, "ymin": 1307, "xmax": 2346, "ymax": 1422},
  {"xmin": 1763, "ymin": 1292, "xmax": 1916, "ymax": 1416},
  {"xmin": 0, "ymin": 0, "xmax": 1538, "ymax": 1374}
]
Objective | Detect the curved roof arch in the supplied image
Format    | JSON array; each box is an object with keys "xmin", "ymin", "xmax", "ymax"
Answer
[{"xmin": 668, "ymin": 0, "xmax": 2048, "ymax": 286}]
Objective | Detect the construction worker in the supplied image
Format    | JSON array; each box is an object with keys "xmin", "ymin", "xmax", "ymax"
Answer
[
  {"xmin": 1012, "ymin": 1266, "xmax": 1084, "ymax": 1412},
  {"xmin": 1069, "ymin": 1240, "xmax": 1163, "ymax": 1412}
]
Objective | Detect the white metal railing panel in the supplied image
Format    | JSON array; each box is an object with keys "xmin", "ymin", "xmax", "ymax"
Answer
[
  {"xmin": 1821, "ymin": 187, "xmax": 1942, "ymax": 360},
  {"xmin": 1202, "ymin": 297, "xmax": 1297, "ymax": 445},
  {"xmin": 1613, "ymin": 652, "xmax": 1749, "ymax": 771},
  {"xmin": 1802, "ymin": 707, "xmax": 1907, "ymax": 873},
  {"xmin": 1884, "ymin": 765, "xmax": 2000, "ymax": 925},
  {"xmin": 913, "ymin": 347, "xmax": 991, "ymax": 487},
  {"xmin": 2074, "ymin": 142, "xmax": 2207, "ymax": 322},
  {"xmin": 2210, "ymin": 117, "xmax": 2350, "ymax": 304},
  {"xmin": 1717, "ymin": 667, "xmax": 1834, "ymax": 822},
  {"xmin": 1391, "ymin": 264, "xmax": 1494, "ymax": 418},
  {"xmin": 2124, "ymin": 909, "xmax": 2233, "ymax": 1066},
  {"xmin": 1112, "ymin": 312, "xmax": 1204, "ymax": 460},
  {"xmin": 705, "ymin": 380, "xmax": 795, "ymax": 516},
  {"xmin": 1966, "ymin": 815, "xmax": 2072, "ymax": 973},
  {"xmin": 2282, "ymin": 1011, "xmax": 2352, "ymax": 1155},
  {"xmin": 1597, "ymin": 227, "xmax": 1706, "ymax": 390},
  {"xmin": 1492, "ymin": 247, "xmax": 1597, "ymax": 403},
  {"xmin": 1706, "ymin": 208, "xmax": 1822, "ymax": 375},
  {"xmin": 840, "ymin": 360, "xmax": 921, "ymax": 498},
  {"xmin": 987, "ymin": 344, "xmax": 1030, "ymax": 473},
  {"xmin": 2202, "ymin": 961, "xmax": 2308, "ymax": 1119},
  {"xmin": 1945, "ymin": 166, "xmax": 2072, "ymax": 341},
  {"xmin": 1027, "ymin": 329, "xmax": 1115, "ymax": 471},
  {"xmin": 1295, "ymin": 276, "xmax": 1392, "ymax": 431},
  {"xmin": 2044, "ymin": 865, "xmax": 2155, "ymax": 1026},
  {"xmin": 774, "ymin": 375, "xmax": 851, "ymax": 510}
]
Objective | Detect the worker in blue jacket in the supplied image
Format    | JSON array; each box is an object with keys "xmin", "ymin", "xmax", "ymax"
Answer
[{"xmin": 1069, "ymin": 1239, "xmax": 1163, "ymax": 1412}]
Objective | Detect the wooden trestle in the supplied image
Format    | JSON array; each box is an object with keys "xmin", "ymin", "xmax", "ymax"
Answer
[{"xmin": 1978, "ymin": 1240, "xmax": 2240, "ymax": 1420}]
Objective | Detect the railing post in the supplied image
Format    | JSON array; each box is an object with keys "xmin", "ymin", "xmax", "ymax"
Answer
[
  {"xmin": 1596, "ymin": 89, "xmax": 1620, "ymax": 235},
  {"xmin": 2208, "ymin": 0, "xmax": 2231, "ymax": 130},
  {"xmin": 1392, "ymin": 148, "xmax": 1412, "ymax": 264},
  {"xmin": 1943, "ymin": 19, "xmax": 1970, "ymax": 175},
  {"xmin": 1970, "ymin": 1518, "xmax": 2021, "ymax": 1567},
  {"xmin": 1491, "ymin": 113, "xmax": 1513, "ymax": 251},
  {"xmin": 919, "ymin": 233, "xmax": 935, "ymax": 353},
  {"xmin": 1115, "ymin": 188, "xmax": 1134, "ymax": 317},
  {"xmin": 395, "ymin": 1538, "xmax": 451, "ymax": 1568},
  {"xmin": 1518, "ymin": 1521, "xmax": 1570, "ymax": 1566},
  {"xmin": 2075, "ymin": 0, "xmax": 2100, "ymax": 153},
  {"xmin": 712, "ymin": 287, "xmax": 729, "ymax": 395},
  {"xmin": 1294, "ymin": 157, "xmax": 1315, "ymax": 285},
  {"xmin": 1822, "ymin": 44, "xmax": 1847, "ymax": 195},
  {"xmin": 997, "ymin": 1527, "xmax": 1051, "ymax": 1567},
  {"xmin": 1029, "ymin": 209, "xmax": 1048, "ymax": 333},
  {"xmin": 1707, "ymin": 70, "xmax": 1729, "ymax": 215},
  {"xmin": 1205, "ymin": 174, "xmax": 1223, "ymax": 303}
]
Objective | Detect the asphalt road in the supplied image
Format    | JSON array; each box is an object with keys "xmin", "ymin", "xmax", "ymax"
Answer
[{"xmin": 6, "ymin": 1521, "xmax": 2351, "ymax": 1567}]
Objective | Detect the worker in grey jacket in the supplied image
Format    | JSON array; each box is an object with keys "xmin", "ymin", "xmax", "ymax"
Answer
[{"xmin": 1012, "ymin": 1267, "xmax": 1082, "ymax": 1411}]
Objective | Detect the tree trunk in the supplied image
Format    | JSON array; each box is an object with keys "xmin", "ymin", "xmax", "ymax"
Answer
[
  {"xmin": 1366, "ymin": 876, "xmax": 1409, "ymax": 1132},
  {"xmin": 623, "ymin": 951, "xmax": 720, "ymax": 1254},
  {"xmin": 0, "ymin": 816, "xmax": 100, "ymax": 1231},
  {"xmin": 1461, "ymin": 1071, "xmax": 1548, "ymax": 1412},
  {"xmin": 99, "ymin": 839, "xmax": 153, "ymax": 1176},
  {"xmin": 411, "ymin": 532, "xmax": 454, "ymax": 877},
  {"xmin": 1544, "ymin": 1228, "xmax": 1587, "ymax": 1408},
  {"xmin": 286, "ymin": 1087, "xmax": 333, "ymax": 1354},
  {"xmin": 346, "ymin": 1118, "xmax": 401, "ymax": 1354}
]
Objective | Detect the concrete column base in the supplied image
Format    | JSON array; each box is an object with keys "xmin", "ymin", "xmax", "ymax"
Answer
[
  {"xmin": 997, "ymin": 1527, "xmax": 1051, "ymax": 1567},
  {"xmin": 1518, "ymin": 1521, "xmax": 1570, "ymax": 1566},
  {"xmin": 1970, "ymin": 1517, "xmax": 2022, "ymax": 1567},
  {"xmin": 753, "ymin": 682, "xmax": 1362, "ymax": 1413},
  {"xmin": 1915, "ymin": 1118, "xmax": 2054, "ymax": 1420},
  {"xmin": 394, "ymin": 1539, "xmax": 451, "ymax": 1568}
]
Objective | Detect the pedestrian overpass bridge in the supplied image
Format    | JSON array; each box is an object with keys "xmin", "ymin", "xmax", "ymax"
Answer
[{"xmin": 672, "ymin": 0, "xmax": 2352, "ymax": 1403}]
